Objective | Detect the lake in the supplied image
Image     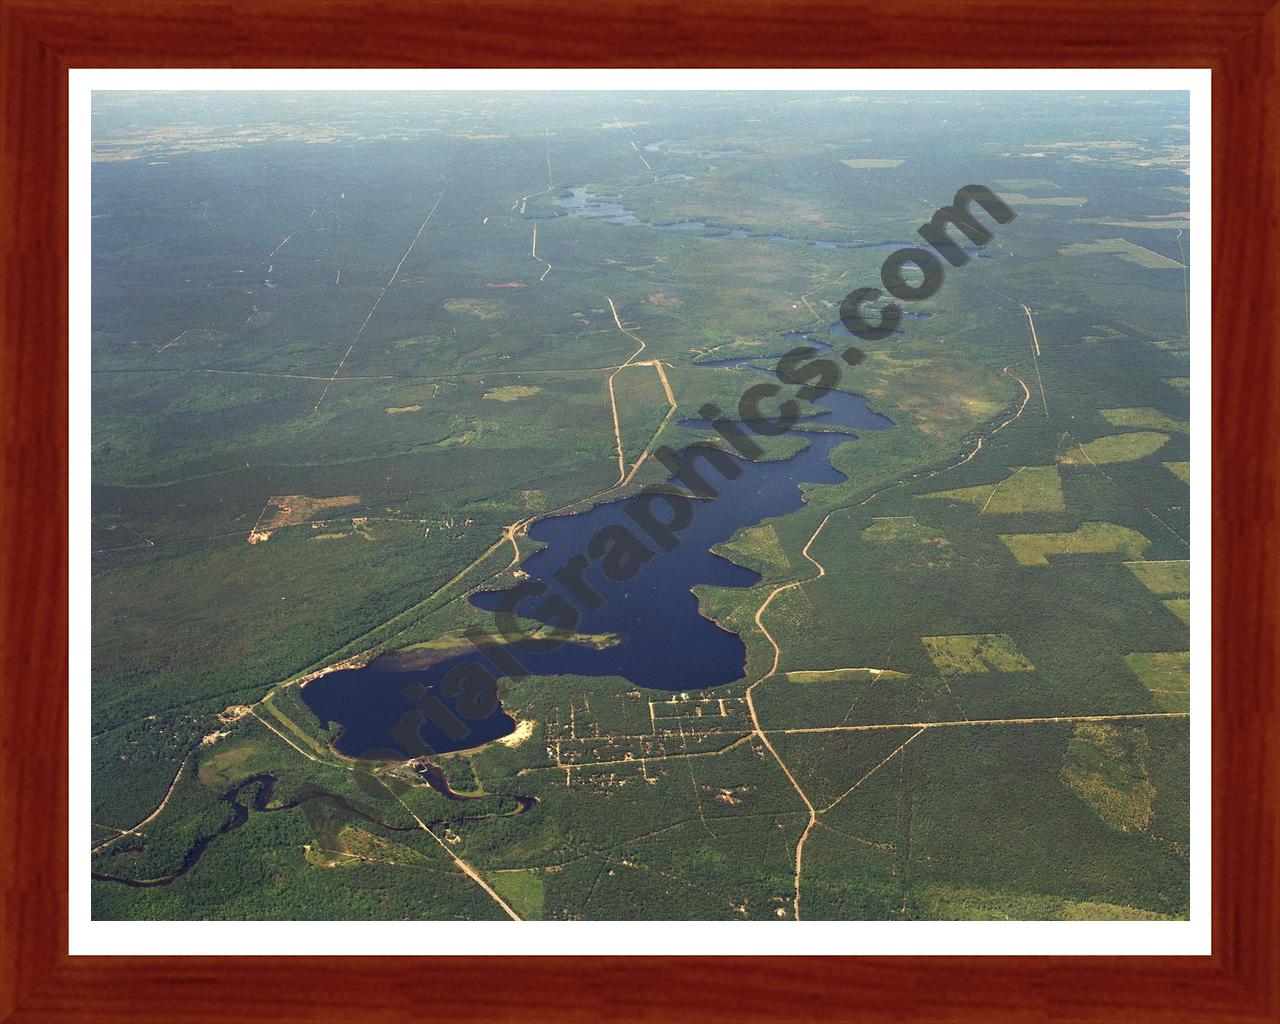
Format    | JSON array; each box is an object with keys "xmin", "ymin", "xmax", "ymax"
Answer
[{"xmin": 303, "ymin": 354, "xmax": 893, "ymax": 758}]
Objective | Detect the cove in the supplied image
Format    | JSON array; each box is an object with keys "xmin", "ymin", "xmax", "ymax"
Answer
[{"xmin": 303, "ymin": 354, "xmax": 893, "ymax": 758}]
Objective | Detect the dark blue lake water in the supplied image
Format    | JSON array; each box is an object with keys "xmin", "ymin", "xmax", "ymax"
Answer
[{"xmin": 303, "ymin": 348, "xmax": 894, "ymax": 758}]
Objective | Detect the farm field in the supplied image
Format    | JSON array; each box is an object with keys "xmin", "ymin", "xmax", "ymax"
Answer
[{"xmin": 90, "ymin": 90, "xmax": 1193, "ymax": 922}]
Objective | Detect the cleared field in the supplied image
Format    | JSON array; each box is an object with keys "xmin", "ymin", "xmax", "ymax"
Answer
[
  {"xmin": 1094, "ymin": 219, "xmax": 1189, "ymax": 230},
  {"xmin": 910, "ymin": 882, "xmax": 1172, "ymax": 921},
  {"xmin": 998, "ymin": 192, "xmax": 1088, "ymax": 207},
  {"xmin": 1126, "ymin": 559, "xmax": 1190, "ymax": 595},
  {"xmin": 490, "ymin": 868, "xmax": 546, "ymax": 919},
  {"xmin": 839, "ymin": 157, "xmax": 904, "ymax": 169},
  {"xmin": 1000, "ymin": 522, "xmax": 1151, "ymax": 566},
  {"xmin": 1164, "ymin": 461, "xmax": 1190, "ymax": 484},
  {"xmin": 1101, "ymin": 407, "xmax": 1188, "ymax": 432},
  {"xmin": 1164, "ymin": 599, "xmax": 1191, "ymax": 624},
  {"xmin": 250, "ymin": 494, "xmax": 362, "ymax": 543},
  {"xmin": 259, "ymin": 694, "xmax": 329, "ymax": 757},
  {"xmin": 336, "ymin": 826, "xmax": 428, "ymax": 866},
  {"xmin": 1125, "ymin": 651, "xmax": 1190, "ymax": 712},
  {"xmin": 717, "ymin": 522, "xmax": 792, "ymax": 576},
  {"xmin": 859, "ymin": 516, "xmax": 955, "ymax": 569},
  {"xmin": 993, "ymin": 178, "xmax": 1059, "ymax": 190},
  {"xmin": 1061, "ymin": 722, "xmax": 1155, "ymax": 832},
  {"xmin": 612, "ymin": 363, "xmax": 674, "ymax": 473},
  {"xmin": 483, "ymin": 385, "xmax": 542, "ymax": 402},
  {"xmin": 862, "ymin": 516, "xmax": 948, "ymax": 544},
  {"xmin": 918, "ymin": 465, "xmax": 1064, "ymax": 514},
  {"xmin": 1059, "ymin": 431, "xmax": 1169, "ymax": 465},
  {"xmin": 920, "ymin": 634, "xmax": 1035, "ymax": 675},
  {"xmin": 1058, "ymin": 238, "xmax": 1183, "ymax": 269},
  {"xmin": 443, "ymin": 297, "xmax": 506, "ymax": 320},
  {"xmin": 786, "ymin": 668, "xmax": 909, "ymax": 685},
  {"xmin": 196, "ymin": 743, "xmax": 261, "ymax": 786}
]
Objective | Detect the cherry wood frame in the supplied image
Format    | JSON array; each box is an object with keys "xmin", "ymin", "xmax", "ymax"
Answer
[{"xmin": 3, "ymin": 1, "xmax": 1276, "ymax": 1020}]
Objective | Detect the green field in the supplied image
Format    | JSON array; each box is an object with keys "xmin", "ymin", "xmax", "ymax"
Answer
[
  {"xmin": 920, "ymin": 634, "xmax": 1035, "ymax": 675},
  {"xmin": 919, "ymin": 465, "xmax": 1065, "ymax": 514},
  {"xmin": 1060, "ymin": 431, "xmax": 1170, "ymax": 465},
  {"xmin": 1125, "ymin": 652, "xmax": 1191, "ymax": 712},
  {"xmin": 1126, "ymin": 559, "xmax": 1191, "ymax": 595},
  {"xmin": 1102, "ymin": 407, "xmax": 1189, "ymax": 432},
  {"xmin": 1058, "ymin": 238, "xmax": 1185, "ymax": 270},
  {"xmin": 999, "ymin": 522, "xmax": 1152, "ymax": 567}
]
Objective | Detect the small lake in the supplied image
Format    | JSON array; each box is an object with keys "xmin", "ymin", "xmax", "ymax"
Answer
[
  {"xmin": 549, "ymin": 187, "xmax": 917, "ymax": 249},
  {"xmin": 303, "ymin": 343, "xmax": 893, "ymax": 758},
  {"xmin": 547, "ymin": 188, "xmax": 1001, "ymax": 263}
]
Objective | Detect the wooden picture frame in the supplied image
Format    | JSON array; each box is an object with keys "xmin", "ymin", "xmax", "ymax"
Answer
[{"xmin": 3, "ymin": 1, "xmax": 1276, "ymax": 1019}]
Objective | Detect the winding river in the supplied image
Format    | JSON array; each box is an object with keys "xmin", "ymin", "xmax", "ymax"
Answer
[{"xmin": 92, "ymin": 772, "xmax": 534, "ymax": 887}]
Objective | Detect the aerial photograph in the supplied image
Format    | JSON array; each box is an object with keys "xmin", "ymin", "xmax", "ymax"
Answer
[{"xmin": 90, "ymin": 89, "xmax": 1193, "ymax": 922}]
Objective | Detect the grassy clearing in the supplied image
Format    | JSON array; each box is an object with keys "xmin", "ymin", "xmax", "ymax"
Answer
[
  {"xmin": 260, "ymin": 695, "xmax": 330, "ymax": 757},
  {"xmin": 786, "ymin": 668, "xmax": 909, "ymax": 685},
  {"xmin": 338, "ymin": 826, "xmax": 427, "ymax": 866},
  {"xmin": 197, "ymin": 743, "xmax": 261, "ymax": 786},
  {"xmin": 1061, "ymin": 722, "xmax": 1155, "ymax": 832},
  {"xmin": 920, "ymin": 634, "xmax": 1035, "ymax": 675},
  {"xmin": 1125, "ymin": 652, "xmax": 1190, "ymax": 712},
  {"xmin": 384, "ymin": 404, "xmax": 422, "ymax": 414},
  {"xmin": 1000, "ymin": 522, "xmax": 1150, "ymax": 566},
  {"xmin": 716, "ymin": 522, "xmax": 791, "ymax": 576},
  {"xmin": 839, "ymin": 158, "xmax": 904, "ymax": 169},
  {"xmin": 1082, "ymin": 324, "xmax": 1129, "ymax": 344},
  {"xmin": 1057, "ymin": 238, "xmax": 1183, "ymax": 269},
  {"xmin": 919, "ymin": 465, "xmax": 1064, "ymax": 514},
  {"xmin": 483, "ymin": 385, "xmax": 542, "ymax": 402},
  {"xmin": 394, "ymin": 334, "xmax": 446, "ymax": 349},
  {"xmin": 857, "ymin": 352, "xmax": 933, "ymax": 379},
  {"xmin": 1164, "ymin": 599, "xmax": 1191, "ymax": 624},
  {"xmin": 1059, "ymin": 432, "xmax": 1168, "ymax": 465},
  {"xmin": 612, "ymin": 367, "xmax": 673, "ymax": 472},
  {"xmin": 1164, "ymin": 461, "xmax": 1190, "ymax": 484},
  {"xmin": 861, "ymin": 516, "xmax": 945, "ymax": 544},
  {"xmin": 1095, "ymin": 219, "xmax": 1189, "ymax": 231},
  {"xmin": 443, "ymin": 298, "xmax": 505, "ymax": 320},
  {"xmin": 490, "ymin": 868, "xmax": 546, "ymax": 919},
  {"xmin": 999, "ymin": 192, "xmax": 1088, "ymax": 207},
  {"xmin": 858, "ymin": 516, "xmax": 955, "ymax": 569},
  {"xmin": 1101, "ymin": 407, "xmax": 1188, "ymax": 432},
  {"xmin": 1125, "ymin": 560, "xmax": 1189, "ymax": 596},
  {"xmin": 911, "ymin": 882, "xmax": 1172, "ymax": 921}
]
